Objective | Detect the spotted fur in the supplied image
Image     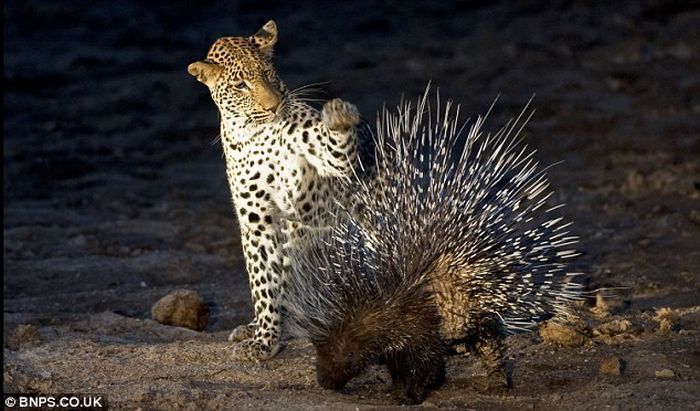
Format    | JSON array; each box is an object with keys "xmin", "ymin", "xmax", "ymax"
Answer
[{"xmin": 188, "ymin": 20, "xmax": 368, "ymax": 361}]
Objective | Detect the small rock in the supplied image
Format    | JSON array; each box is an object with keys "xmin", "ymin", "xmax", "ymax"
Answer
[
  {"xmin": 655, "ymin": 369, "xmax": 675, "ymax": 379},
  {"xmin": 594, "ymin": 319, "xmax": 634, "ymax": 335},
  {"xmin": 599, "ymin": 357, "xmax": 624, "ymax": 376},
  {"xmin": 592, "ymin": 319, "xmax": 641, "ymax": 345},
  {"xmin": 539, "ymin": 321, "xmax": 587, "ymax": 347},
  {"xmin": 655, "ymin": 307, "xmax": 680, "ymax": 334},
  {"xmin": 151, "ymin": 289, "xmax": 209, "ymax": 331}
]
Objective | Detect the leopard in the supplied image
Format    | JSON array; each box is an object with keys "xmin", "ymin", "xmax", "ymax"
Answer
[{"xmin": 187, "ymin": 20, "xmax": 369, "ymax": 361}]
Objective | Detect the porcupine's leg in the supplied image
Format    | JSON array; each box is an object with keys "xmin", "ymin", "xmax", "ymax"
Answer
[
  {"xmin": 472, "ymin": 315, "xmax": 510, "ymax": 391},
  {"xmin": 474, "ymin": 338, "xmax": 509, "ymax": 389},
  {"xmin": 387, "ymin": 348, "xmax": 446, "ymax": 404}
]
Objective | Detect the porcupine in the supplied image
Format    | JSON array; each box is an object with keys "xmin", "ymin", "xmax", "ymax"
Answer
[{"xmin": 283, "ymin": 86, "xmax": 583, "ymax": 404}]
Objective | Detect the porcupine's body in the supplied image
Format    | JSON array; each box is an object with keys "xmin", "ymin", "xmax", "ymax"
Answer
[{"xmin": 284, "ymin": 87, "xmax": 582, "ymax": 404}]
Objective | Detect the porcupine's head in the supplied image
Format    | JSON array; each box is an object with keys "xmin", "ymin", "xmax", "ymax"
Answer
[
  {"xmin": 313, "ymin": 285, "xmax": 446, "ymax": 403},
  {"xmin": 313, "ymin": 300, "xmax": 386, "ymax": 390},
  {"xmin": 283, "ymin": 216, "xmax": 445, "ymax": 399}
]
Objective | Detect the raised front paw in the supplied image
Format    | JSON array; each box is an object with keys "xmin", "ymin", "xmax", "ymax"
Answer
[
  {"xmin": 322, "ymin": 98, "xmax": 360, "ymax": 131},
  {"xmin": 228, "ymin": 323, "xmax": 255, "ymax": 342},
  {"xmin": 232, "ymin": 338, "xmax": 280, "ymax": 362}
]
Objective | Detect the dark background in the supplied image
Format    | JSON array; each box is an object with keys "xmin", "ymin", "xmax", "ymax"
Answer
[{"xmin": 4, "ymin": 0, "xmax": 700, "ymax": 408}]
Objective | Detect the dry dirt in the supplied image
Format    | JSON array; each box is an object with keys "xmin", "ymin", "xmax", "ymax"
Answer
[{"xmin": 3, "ymin": 1, "xmax": 700, "ymax": 410}]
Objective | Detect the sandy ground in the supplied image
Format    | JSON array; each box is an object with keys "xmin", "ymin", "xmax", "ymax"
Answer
[{"xmin": 3, "ymin": 0, "xmax": 700, "ymax": 409}]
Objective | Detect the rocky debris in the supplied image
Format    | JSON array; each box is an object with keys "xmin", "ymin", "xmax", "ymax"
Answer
[
  {"xmin": 539, "ymin": 320, "xmax": 589, "ymax": 347},
  {"xmin": 592, "ymin": 319, "xmax": 642, "ymax": 345},
  {"xmin": 655, "ymin": 369, "xmax": 676, "ymax": 379},
  {"xmin": 151, "ymin": 289, "xmax": 210, "ymax": 331},
  {"xmin": 599, "ymin": 357, "xmax": 624, "ymax": 376},
  {"xmin": 590, "ymin": 291, "xmax": 626, "ymax": 319},
  {"xmin": 654, "ymin": 307, "xmax": 680, "ymax": 334},
  {"xmin": 5, "ymin": 324, "xmax": 42, "ymax": 350}
]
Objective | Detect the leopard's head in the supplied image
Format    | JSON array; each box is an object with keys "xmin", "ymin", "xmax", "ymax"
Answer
[{"xmin": 188, "ymin": 20, "xmax": 287, "ymax": 124}]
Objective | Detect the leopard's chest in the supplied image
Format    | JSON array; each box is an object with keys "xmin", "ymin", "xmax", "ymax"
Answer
[{"xmin": 224, "ymin": 125, "xmax": 319, "ymax": 216}]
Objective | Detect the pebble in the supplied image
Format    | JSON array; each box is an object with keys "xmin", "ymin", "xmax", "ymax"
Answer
[
  {"xmin": 599, "ymin": 357, "xmax": 624, "ymax": 376},
  {"xmin": 151, "ymin": 289, "xmax": 209, "ymax": 331},
  {"xmin": 539, "ymin": 321, "xmax": 587, "ymax": 347},
  {"xmin": 654, "ymin": 369, "xmax": 675, "ymax": 379}
]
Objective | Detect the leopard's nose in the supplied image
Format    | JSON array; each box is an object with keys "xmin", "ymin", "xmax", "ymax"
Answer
[
  {"xmin": 264, "ymin": 96, "xmax": 280, "ymax": 113},
  {"xmin": 258, "ymin": 82, "xmax": 281, "ymax": 113}
]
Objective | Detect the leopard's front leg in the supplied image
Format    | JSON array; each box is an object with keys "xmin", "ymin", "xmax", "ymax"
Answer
[{"xmin": 231, "ymin": 221, "xmax": 285, "ymax": 361}]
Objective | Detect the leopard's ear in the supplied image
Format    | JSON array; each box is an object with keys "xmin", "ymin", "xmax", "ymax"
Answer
[
  {"xmin": 187, "ymin": 60, "xmax": 222, "ymax": 88},
  {"xmin": 250, "ymin": 20, "xmax": 277, "ymax": 55}
]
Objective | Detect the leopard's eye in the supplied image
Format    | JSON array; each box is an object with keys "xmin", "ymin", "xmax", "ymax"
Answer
[{"xmin": 232, "ymin": 79, "xmax": 249, "ymax": 91}]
